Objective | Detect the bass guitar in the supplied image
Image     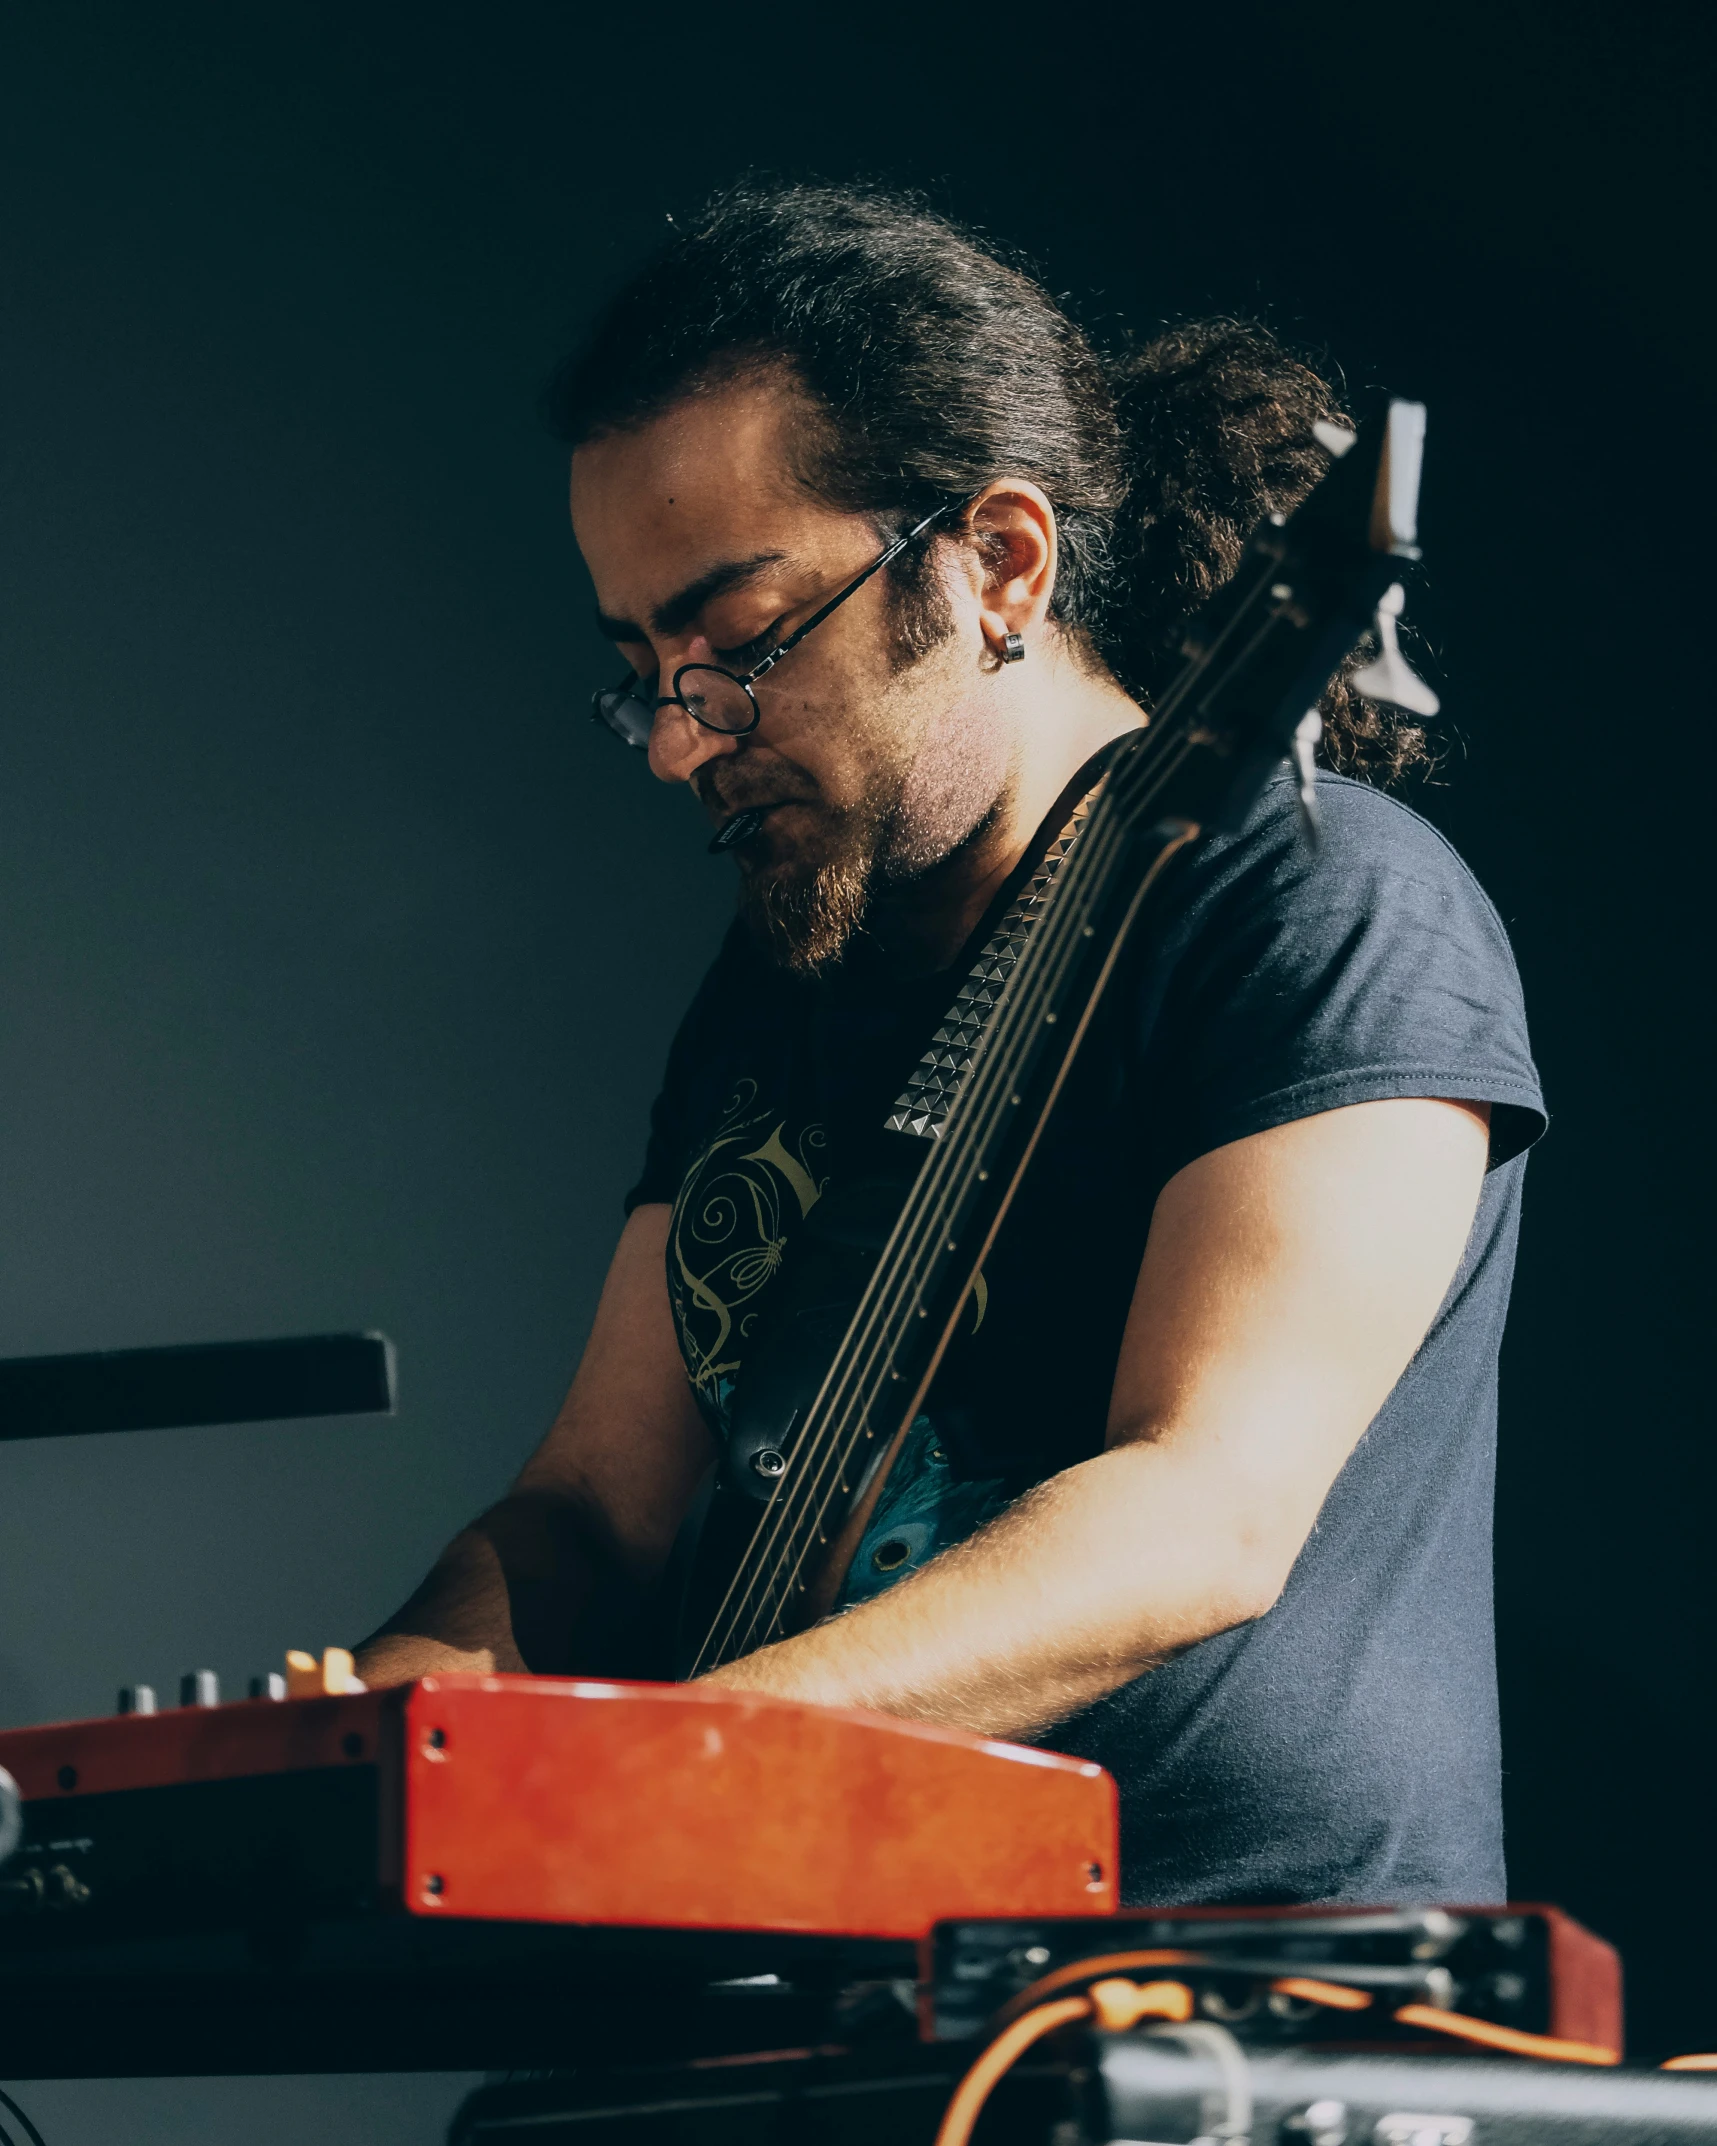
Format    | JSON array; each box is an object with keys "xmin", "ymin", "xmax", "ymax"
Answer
[{"xmin": 679, "ymin": 400, "xmax": 1439, "ymax": 1675}]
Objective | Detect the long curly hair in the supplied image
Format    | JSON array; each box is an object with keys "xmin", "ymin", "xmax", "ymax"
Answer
[{"xmin": 546, "ymin": 182, "xmax": 1427, "ymax": 783}]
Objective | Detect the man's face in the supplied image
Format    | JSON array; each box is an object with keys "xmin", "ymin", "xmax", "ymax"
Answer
[{"xmin": 570, "ymin": 373, "xmax": 1013, "ymax": 972}]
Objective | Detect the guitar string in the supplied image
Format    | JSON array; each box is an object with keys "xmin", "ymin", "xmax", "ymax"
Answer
[
  {"xmin": 726, "ymin": 734, "xmax": 1207, "ymax": 1652},
  {"xmin": 697, "ymin": 721, "xmax": 1201, "ymax": 1665},
  {"xmin": 689, "ymin": 769, "xmax": 1136, "ymax": 1668},
  {"xmin": 696, "ymin": 543, "xmax": 1289, "ymax": 1663},
  {"xmin": 688, "ymin": 743, "xmax": 1154, "ymax": 1669},
  {"xmin": 699, "ymin": 716, "xmax": 1210, "ymax": 1664},
  {"xmin": 706, "ymin": 734, "xmax": 1210, "ymax": 1666},
  {"xmin": 708, "ymin": 748, "xmax": 1201, "ymax": 1664}
]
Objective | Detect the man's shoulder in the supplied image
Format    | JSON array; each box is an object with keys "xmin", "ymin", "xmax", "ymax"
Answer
[
  {"xmin": 1220, "ymin": 765, "xmax": 1483, "ymax": 870},
  {"xmin": 1310, "ymin": 771, "xmax": 1499, "ymax": 889},
  {"xmin": 1139, "ymin": 766, "xmax": 1543, "ymax": 1165},
  {"xmin": 1185, "ymin": 768, "xmax": 1518, "ymax": 958}
]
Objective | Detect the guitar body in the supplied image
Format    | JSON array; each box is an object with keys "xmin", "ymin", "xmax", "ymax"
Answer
[{"xmin": 672, "ymin": 1169, "xmax": 911, "ymax": 1673}]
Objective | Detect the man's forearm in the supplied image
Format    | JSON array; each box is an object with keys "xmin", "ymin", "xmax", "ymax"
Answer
[
  {"xmin": 354, "ymin": 1490, "xmax": 624, "ymax": 1684},
  {"xmin": 696, "ymin": 1435, "xmax": 1294, "ymax": 1739},
  {"xmin": 354, "ymin": 1518, "xmax": 528, "ymax": 1681},
  {"xmin": 701, "ymin": 1101, "xmax": 1490, "ymax": 1738}
]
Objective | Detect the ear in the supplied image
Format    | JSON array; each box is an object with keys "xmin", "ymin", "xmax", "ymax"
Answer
[{"xmin": 964, "ymin": 481, "xmax": 1058, "ymax": 655}]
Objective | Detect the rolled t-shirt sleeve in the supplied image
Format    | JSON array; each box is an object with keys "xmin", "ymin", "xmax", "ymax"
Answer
[{"xmin": 1139, "ymin": 770, "xmax": 1546, "ymax": 1182}]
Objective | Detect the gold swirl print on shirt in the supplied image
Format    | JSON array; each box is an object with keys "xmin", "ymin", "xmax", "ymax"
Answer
[{"xmin": 667, "ymin": 1078, "xmax": 829, "ymax": 1416}]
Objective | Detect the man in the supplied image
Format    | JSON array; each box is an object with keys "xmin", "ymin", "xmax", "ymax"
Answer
[{"xmin": 357, "ymin": 183, "xmax": 1544, "ymax": 1908}]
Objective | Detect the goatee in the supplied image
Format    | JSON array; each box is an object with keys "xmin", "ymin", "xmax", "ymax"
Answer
[{"xmin": 737, "ymin": 817, "xmax": 879, "ymax": 978}]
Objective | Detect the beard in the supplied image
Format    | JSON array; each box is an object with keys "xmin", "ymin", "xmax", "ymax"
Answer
[
  {"xmin": 735, "ymin": 791, "xmax": 892, "ymax": 979},
  {"xmin": 706, "ymin": 559, "xmax": 994, "ymax": 979},
  {"xmin": 691, "ymin": 753, "xmax": 899, "ymax": 980}
]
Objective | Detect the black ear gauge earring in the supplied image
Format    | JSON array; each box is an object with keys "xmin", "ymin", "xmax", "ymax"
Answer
[{"xmin": 999, "ymin": 631, "xmax": 1026, "ymax": 663}]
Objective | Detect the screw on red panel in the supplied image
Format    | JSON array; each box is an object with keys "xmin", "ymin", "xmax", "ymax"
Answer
[
  {"xmin": 1085, "ymin": 1861, "xmax": 1106, "ymax": 1889},
  {"xmin": 423, "ymin": 1874, "xmax": 445, "ymax": 1898},
  {"xmin": 427, "ymin": 1726, "xmax": 447, "ymax": 1749}
]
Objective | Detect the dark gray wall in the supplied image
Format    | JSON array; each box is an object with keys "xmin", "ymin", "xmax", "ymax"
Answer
[{"xmin": 1, "ymin": 2, "xmax": 1712, "ymax": 2135}]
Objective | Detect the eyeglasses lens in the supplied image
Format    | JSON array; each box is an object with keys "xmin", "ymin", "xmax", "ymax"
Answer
[
  {"xmin": 591, "ymin": 681, "xmax": 656, "ymax": 750},
  {"xmin": 674, "ymin": 666, "xmax": 757, "ymax": 735}
]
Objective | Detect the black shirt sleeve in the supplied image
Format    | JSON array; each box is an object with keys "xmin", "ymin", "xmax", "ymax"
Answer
[
  {"xmin": 1136, "ymin": 770, "xmax": 1546, "ymax": 1182},
  {"xmin": 623, "ymin": 926, "xmax": 750, "ymax": 1213}
]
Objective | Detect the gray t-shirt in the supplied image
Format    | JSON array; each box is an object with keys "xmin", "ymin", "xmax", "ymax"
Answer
[{"xmin": 629, "ymin": 769, "xmax": 1546, "ymax": 1907}]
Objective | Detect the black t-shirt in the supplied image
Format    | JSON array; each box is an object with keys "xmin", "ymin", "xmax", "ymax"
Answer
[{"xmin": 627, "ymin": 769, "xmax": 1545, "ymax": 1908}]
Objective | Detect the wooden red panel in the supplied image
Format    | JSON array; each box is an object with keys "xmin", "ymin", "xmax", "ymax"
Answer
[
  {"xmin": 1528, "ymin": 1900, "xmax": 1624, "ymax": 2051},
  {"xmin": 0, "ymin": 1690, "xmax": 392, "ymax": 1798},
  {"xmin": 400, "ymin": 1675, "xmax": 1117, "ymax": 1938}
]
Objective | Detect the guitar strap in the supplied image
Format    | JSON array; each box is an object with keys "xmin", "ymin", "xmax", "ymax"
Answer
[{"xmin": 883, "ymin": 744, "xmax": 1123, "ymax": 1144}]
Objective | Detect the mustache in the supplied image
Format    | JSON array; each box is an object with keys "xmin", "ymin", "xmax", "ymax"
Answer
[{"xmin": 693, "ymin": 758, "xmax": 823, "ymax": 820}]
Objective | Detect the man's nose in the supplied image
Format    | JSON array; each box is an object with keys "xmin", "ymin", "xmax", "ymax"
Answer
[
  {"xmin": 647, "ymin": 695, "xmax": 743, "ymax": 786},
  {"xmin": 646, "ymin": 637, "xmax": 745, "ymax": 785}
]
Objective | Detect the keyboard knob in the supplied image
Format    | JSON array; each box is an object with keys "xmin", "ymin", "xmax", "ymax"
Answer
[{"xmin": 0, "ymin": 1766, "xmax": 20, "ymax": 1870}]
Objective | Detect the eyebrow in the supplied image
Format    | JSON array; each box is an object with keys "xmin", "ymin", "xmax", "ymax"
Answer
[{"xmin": 594, "ymin": 551, "xmax": 789, "ymax": 645}]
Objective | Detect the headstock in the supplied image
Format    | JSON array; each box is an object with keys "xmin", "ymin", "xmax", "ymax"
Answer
[{"xmin": 1137, "ymin": 396, "xmax": 1440, "ymax": 839}]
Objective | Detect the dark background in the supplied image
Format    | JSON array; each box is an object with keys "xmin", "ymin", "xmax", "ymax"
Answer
[{"xmin": 2, "ymin": 2, "xmax": 1711, "ymax": 2136}]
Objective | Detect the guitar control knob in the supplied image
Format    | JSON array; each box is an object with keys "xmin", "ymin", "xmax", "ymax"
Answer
[
  {"xmin": 179, "ymin": 1671, "xmax": 220, "ymax": 1709},
  {"xmin": 247, "ymin": 1673, "xmax": 287, "ymax": 1701},
  {"xmin": 118, "ymin": 1685, "xmax": 158, "ymax": 1716},
  {"xmin": 751, "ymin": 1449, "xmax": 787, "ymax": 1479}
]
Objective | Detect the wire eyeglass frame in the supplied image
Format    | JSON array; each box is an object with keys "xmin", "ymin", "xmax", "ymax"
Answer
[{"xmin": 590, "ymin": 496, "xmax": 969, "ymax": 751}]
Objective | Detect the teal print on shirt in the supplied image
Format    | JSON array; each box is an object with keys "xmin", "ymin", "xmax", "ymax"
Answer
[{"xmin": 666, "ymin": 1078, "xmax": 1015, "ymax": 1601}]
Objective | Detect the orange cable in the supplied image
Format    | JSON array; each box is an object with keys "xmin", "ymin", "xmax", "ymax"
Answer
[
  {"xmin": 933, "ymin": 1980, "xmax": 1197, "ymax": 2146},
  {"xmin": 1088, "ymin": 1979, "xmax": 1197, "ymax": 2030},
  {"xmin": 936, "ymin": 1967, "xmax": 1623, "ymax": 2146},
  {"xmin": 1273, "ymin": 1975, "xmax": 1372, "ymax": 2011},
  {"xmin": 990, "ymin": 1949, "xmax": 1206, "ymax": 2027},
  {"xmin": 1394, "ymin": 2003, "xmax": 1619, "ymax": 2066},
  {"xmin": 932, "ymin": 1995, "xmax": 1091, "ymax": 2146}
]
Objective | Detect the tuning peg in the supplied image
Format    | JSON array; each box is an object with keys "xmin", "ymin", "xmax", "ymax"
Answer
[
  {"xmin": 1371, "ymin": 400, "xmax": 1428, "ymax": 557},
  {"xmin": 1291, "ymin": 711, "xmax": 1324, "ymax": 850},
  {"xmin": 1351, "ymin": 584, "xmax": 1441, "ymax": 717}
]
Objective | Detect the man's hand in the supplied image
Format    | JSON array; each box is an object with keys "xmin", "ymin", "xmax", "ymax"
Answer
[
  {"xmin": 353, "ymin": 1629, "xmax": 508, "ymax": 1687},
  {"xmin": 353, "ymin": 1205, "xmax": 714, "ymax": 1686},
  {"xmin": 699, "ymin": 1096, "xmax": 1492, "ymax": 1738}
]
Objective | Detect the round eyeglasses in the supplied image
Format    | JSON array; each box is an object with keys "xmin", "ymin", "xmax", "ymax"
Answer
[{"xmin": 590, "ymin": 496, "xmax": 968, "ymax": 751}]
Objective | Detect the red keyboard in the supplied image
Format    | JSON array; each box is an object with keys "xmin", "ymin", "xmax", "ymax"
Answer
[{"xmin": 0, "ymin": 1673, "xmax": 1118, "ymax": 1941}]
